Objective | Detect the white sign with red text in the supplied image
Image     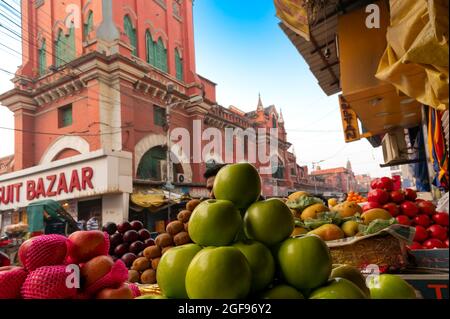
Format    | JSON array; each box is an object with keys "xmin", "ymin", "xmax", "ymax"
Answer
[{"xmin": 0, "ymin": 150, "xmax": 133, "ymax": 211}]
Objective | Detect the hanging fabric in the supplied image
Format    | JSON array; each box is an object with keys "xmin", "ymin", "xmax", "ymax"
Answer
[
  {"xmin": 427, "ymin": 106, "xmax": 449, "ymax": 190},
  {"xmin": 375, "ymin": 0, "xmax": 449, "ymax": 111}
]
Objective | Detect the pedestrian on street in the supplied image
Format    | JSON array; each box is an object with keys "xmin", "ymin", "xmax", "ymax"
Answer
[{"xmin": 86, "ymin": 216, "xmax": 99, "ymax": 231}]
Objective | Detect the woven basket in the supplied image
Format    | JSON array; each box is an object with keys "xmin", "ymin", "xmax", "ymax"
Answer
[{"xmin": 329, "ymin": 233, "xmax": 410, "ymax": 273}]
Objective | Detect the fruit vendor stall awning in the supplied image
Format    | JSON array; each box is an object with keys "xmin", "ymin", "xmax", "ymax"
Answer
[{"xmin": 375, "ymin": 0, "xmax": 449, "ymax": 111}]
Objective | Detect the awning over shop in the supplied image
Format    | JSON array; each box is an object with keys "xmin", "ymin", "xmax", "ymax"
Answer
[{"xmin": 375, "ymin": 0, "xmax": 449, "ymax": 111}]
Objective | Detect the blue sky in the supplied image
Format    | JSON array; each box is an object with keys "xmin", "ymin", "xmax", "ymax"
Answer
[{"xmin": 0, "ymin": 0, "xmax": 390, "ymax": 177}]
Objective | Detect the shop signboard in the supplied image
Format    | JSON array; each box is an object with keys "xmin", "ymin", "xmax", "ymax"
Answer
[
  {"xmin": 339, "ymin": 95, "xmax": 361, "ymax": 143},
  {"xmin": 274, "ymin": 0, "xmax": 310, "ymax": 41},
  {"xmin": 0, "ymin": 150, "xmax": 133, "ymax": 211}
]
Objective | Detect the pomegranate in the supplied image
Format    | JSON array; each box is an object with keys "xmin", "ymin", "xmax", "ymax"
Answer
[
  {"xmin": 427, "ymin": 224, "xmax": 448, "ymax": 241},
  {"xmin": 404, "ymin": 189, "xmax": 417, "ymax": 201},
  {"xmin": 383, "ymin": 203, "xmax": 399, "ymax": 217},
  {"xmin": 367, "ymin": 189, "xmax": 389, "ymax": 205},
  {"xmin": 389, "ymin": 190, "xmax": 405, "ymax": 204},
  {"xmin": 417, "ymin": 201, "xmax": 436, "ymax": 216},
  {"xmin": 423, "ymin": 238, "xmax": 445, "ymax": 249},
  {"xmin": 363, "ymin": 201, "xmax": 382, "ymax": 212},
  {"xmin": 413, "ymin": 214, "xmax": 431, "ymax": 227},
  {"xmin": 432, "ymin": 213, "xmax": 449, "ymax": 226},
  {"xmin": 396, "ymin": 215, "xmax": 412, "ymax": 226},
  {"xmin": 414, "ymin": 226, "xmax": 429, "ymax": 242},
  {"xmin": 400, "ymin": 201, "xmax": 419, "ymax": 218}
]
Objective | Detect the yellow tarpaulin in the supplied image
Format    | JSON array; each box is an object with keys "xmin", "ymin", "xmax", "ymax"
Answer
[
  {"xmin": 131, "ymin": 193, "xmax": 166, "ymax": 209},
  {"xmin": 274, "ymin": 0, "xmax": 310, "ymax": 41},
  {"xmin": 375, "ymin": 0, "xmax": 449, "ymax": 111}
]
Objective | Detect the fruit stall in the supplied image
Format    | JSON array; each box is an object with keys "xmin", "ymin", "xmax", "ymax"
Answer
[{"xmin": 0, "ymin": 164, "xmax": 448, "ymax": 300}]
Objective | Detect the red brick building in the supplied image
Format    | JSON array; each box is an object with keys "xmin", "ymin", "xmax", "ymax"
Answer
[
  {"xmin": 0, "ymin": 0, "xmax": 299, "ymax": 226},
  {"xmin": 310, "ymin": 161, "xmax": 358, "ymax": 193}
]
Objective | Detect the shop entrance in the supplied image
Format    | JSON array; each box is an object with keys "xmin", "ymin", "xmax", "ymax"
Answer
[{"xmin": 77, "ymin": 198, "xmax": 102, "ymax": 230}]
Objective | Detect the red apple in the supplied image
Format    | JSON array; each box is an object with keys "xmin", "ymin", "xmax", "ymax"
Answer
[
  {"xmin": 414, "ymin": 214, "xmax": 431, "ymax": 227},
  {"xmin": 129, "ymin": 241, "xmax": 145, "ymax": 254},
  {"xmin": 114, "ymin": 243, "xmax": 129, "ymax": 258},
  {"xmin": 117, "ymin": 221, "xmax": 132, "ymax": 234},
  {"xmin": 109, "ymin": 232, "xmax": 123, "ymax": 248},
  {"xmin": 383, "ymin": 203, "xmax": 399, "ymax": 217},
  {"xmin": 130, "ymin": 220, "xmax": 144, "ymax": 231},
  {"xmin": 396, "ymin": 215, "xmax": 412, "ymax": 226},
  {"xmin": 417, "ymin": 201, "xmax": 436, "ymax": 216},
  {"xmin": 389, "ymin": 190, "xmax": 405, "ymax": 204},
  {"xmin": 404, "ymin": 189, "xmax": 417, "ymax": 201},
  {"xmin": 67, "ymin": 231, "xmax": 109, "ymax": 264},
  {"xmin": 433, "ymin": 213, "xmax": 449, "ymax": 226},
  {"xmin": 423, "ymin": 238, "xmax": 445, "ymax": 249},
  {"xmin": 368, "ymin": 189, "xmax": 389, "ymax": 205},
  {"xmin": 138, "ymin": 229, "xmax": 151, "ymax": 241},
  {"xmin": 379, "ymin": 177, "xmax": 394, "ymax": 191},
  {"xmin": 123, "ymin": 230, "xmax": 139, "ymax": 243},
  {"xmin": 121, "ymin": 253, "xmax": 137, "ymax": 268},
  {"xmin": 400, "ymin": 201, "xmax": 419, "ymax": 218},
  {"xmin": 427, "ymin": 224, "xmax": 448, "ymax": 241},
  {"xmin": 363, "ymin": 201, "xmax": 382, "ymax": 212},
  {"xmin": 414, "ymin": 226, "xmax": 429, "ymax": 242},
  {"xmin": 407, "ymin": 242, "xmax": 423, "ymax": 250}
]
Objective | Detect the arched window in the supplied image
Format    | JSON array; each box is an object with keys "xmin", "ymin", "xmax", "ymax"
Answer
[
  {"xmin": 55, "ymin": 26, "xmax": 75, "ymax": 67},
  {"xmin": 124, "ymin": 15, "xmax": 137, "ymax": 56},
  {"xmin": 272, "ymin": 115, "xmax": 277, "ymax": 128},
  {"xmin": 38, "ymin": 39, "xmax": 46, "ymax": 76},
  {"xmin": 175, "ymin": 48, "xmax": 183, "ymax": 81},
  {"xmin": 146, "ymin": 30, "xmax": 156, "ymax": 66},
  {"xmin": 137, "ymin": 146, "xmax": 166, "ymax": 180},
  {"xmin": 84, "ymin": 11, "xmax": 94, "ymax": 40},
  {"xmin": 154, "ymin": 38, "xmax": 167, "ymax": 72},
  {"xmin": 272, "ymin": 158, "xmax": 284, "ymax": 179}
]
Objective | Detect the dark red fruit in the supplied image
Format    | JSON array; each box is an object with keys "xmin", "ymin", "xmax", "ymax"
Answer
[
  {"xmin": 414, "ymin": 226, "xmax": 428, "ymax": 242},
  {"xmin": 117, "ymin": 221, "xmax": 132, "ymax": 234},
  {"xmin": 383, "ymin": 203, "xmax": 399, "ymax": 217},
  {"xmin": 413, "ymin": 214, "xmax": 431, "ymax": 227},
  {"xmin": 389, "ymin": 190, "xmax": 405, "ymax": 204},
  {"xmin": 417, "ymin": 201, "xmax": 436, "ymax": 216},
  {"xmin": 138, "ymin": 229, "xmax": 151, "ymax": 241},
  {"xmin": 121, "ymin": 253, "xmax": 137, "ymax": 268},
  {"xmin": 379, "ymin": 177, "xmax": 394, "ymax": 191},
  {"xmin": 102, "ymin": 222, "xmax": 118, "ymax": 235},
  {"xmin": 427, "ymin": 224, "xmax": 448, "ymax": 241},
  {"xmin": 396, "ymin": 215, "xmax": 411, "ymax": 226},
  {"xmin": 363, "ymin": 202, "xmax": 382, "ymax": 212},
  {"xmin": 367, "ymin": 189, "xmax": 389, "ymax": 205},
  {"xmin": 423, "ymin": 238, "xmax": 445, "ymax": 249},
  {"xmin": 114, "ymin": 243, "xmax": 129, "ymax": 257},
  {"xmin": 109, "ymin": 233, "xmax": 123, "ymax": 248},
  {"xmin": 144, "ymin": 238, "xmax": 155, "ymax": 248},
  {"xmin": 123, "ymin": 230, "xmax": 139, "ymax": 243},
  {"xmin": 400, "ymin": 201, "xmax": 419, "ymax": 218},
  {"xmin": 130, "ymin": 220, "xmax": 144, "ymax": 231},
  {"xmin": 129, "ymin": 241, "xmax": 145, "ymax": 254},
  {"xmin": 432, "ymin": 213, "xmax": 449, "ymax": 226},
  {"xmin": 407, "ymin": 242, "xmax": 423, "ymax": 250},
  {"xmin": 404, "ymin": 189, "xmax": 417, "ymax": 201}
]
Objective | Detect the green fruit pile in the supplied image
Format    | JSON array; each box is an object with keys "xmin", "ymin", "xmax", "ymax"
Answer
[{"xmin": 154, "ymin": 163, "xmax": 417, "ymax": 300}]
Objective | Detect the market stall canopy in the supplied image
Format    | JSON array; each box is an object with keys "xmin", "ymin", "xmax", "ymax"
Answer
[
  {"xmin": 375, "ymin": 0, "xmax": 449, "ymax": 111},
  {"xmin": 277, "ymin": 0, "xmax": 376, "ymax": 96},
  {"xmin": 26, "ymin": 200, "xmax": 78, "ymax": 233}
]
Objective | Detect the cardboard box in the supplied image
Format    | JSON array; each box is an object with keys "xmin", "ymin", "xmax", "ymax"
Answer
[{"xmin": 399, "ymin": 274, "xmax": 449, "ymax": 299}]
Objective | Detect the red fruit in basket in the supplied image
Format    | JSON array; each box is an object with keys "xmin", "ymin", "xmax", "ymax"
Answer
[
  {"xmin": 363, "ymin": 201, "xmax": 382, "ymax": 212},
  {"xmin": 121, "ymin": 253, "xmax": 137, "ymax": 268},
  {"xmin": 383, "ymin": 203, "xmax": 399, "ymax": 217},
  {"xmin": 81, "ymin": 255, "xmax": 115, "ymax": 288},
  {"xmin": 19, "ymin": 235, "xmax": 68, "ymax": 271},
  {"xmin": 404, "ymin": 189, "xmax": 417, "ymax": 201},
  {"xmin": 138, "ymin": 229, "xmax": 151, "ymax": 241},
  {"xmin": 379, "ymin": 177, "xmax": 394, "ymax": 191},
  {"xmin": 67, "ymin": 231, "xmax": 109, "ymax": 264},
  {"xmin": 414, "ymin": 214, "xmax": 431, "ymax": 227},
  {"xmin": 400, "ymin": 201, "xmax": 419, "ymax": 218},
  {"xmin": 130, "ymin": 220, "xmax": 144, "ymax": 231},
  {"xmin": 417, "ymin": 201, "xmax": 436, "ymax": 216},
  {"xmin": 129, "ymin": 241, "xmax": 145, "ymax": 254},
  {"xmin": 368, "ymin": 189, "xmax": 389, "ymax": 205},
  {"xmin": 109, "ymin": 232, "xmax": 123, "ymax": 248},
  {"xmin": 423, "ymin": 238, "xmax": 445, "ymax": 249},
  {"xmin": 407, "ymin": 242, "xmax": 423, "ymax": 250},
  {"xmin": 123, "ymin": 230, "xmax": 139, "ymax": 243},
  {"xmin": 389, "ymin": 190, "xmax": 405, "ymax": 204},
  {"xmin": 432, "ymin": 213, "xmax": 449, "ymax": 226},
  {"xmin": 117, "ymin": 221, "xmax": 132, "ymax": 234},
  {"xmin": 414, "ymin": 226, "xmax": 429, "ymax": 242},
  {"xmin": 114, "ymin": 243, "xmax": 129, "ymax": 258},
  {"xmin": 396, "ymin": 215, "xmax": 411, "ymax": 226},
  {"xmin": 427, "ymin": 225, "xmax": 448, "ymax": 241}
]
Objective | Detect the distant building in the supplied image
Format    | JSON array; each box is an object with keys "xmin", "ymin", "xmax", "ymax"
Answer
[
  {"xmin": 355, "ymin": 174, "xmax": 371, "ymax": 193},
  {"xmin": 310, "ymin": 161, "xmax": 358, "ymax": 193}
]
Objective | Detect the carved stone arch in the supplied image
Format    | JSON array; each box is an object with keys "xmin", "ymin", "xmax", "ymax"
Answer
[
  {"xmin": 37, "ymin": 30, "xmax": 45, "ymax": 47},
  {"xmin": 82, "ymin": 0, "xmax": 93, "ymax": 19},
  {"xmin": 134, "ymin": 134, "xmax": 193, "ymax": 182},
  {"xmin": 174, "ymin": 42, "xmax": 183, "ymax": 58},
  {"xmin": 123, "ymin": 5, "xmax": 138, "ymax": 28},
  {"xmin": 52, "ymin": 20, "xmax": 69, "ymax": 37},
  {"xmin": 40, "ymin": 136, "xmax": 90, "ymax": 164}
]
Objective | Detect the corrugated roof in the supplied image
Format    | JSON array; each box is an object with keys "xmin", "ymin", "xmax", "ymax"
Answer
[{"xmin": 279, "ymin": 0, "xmax": 376, "ymax": 96}]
